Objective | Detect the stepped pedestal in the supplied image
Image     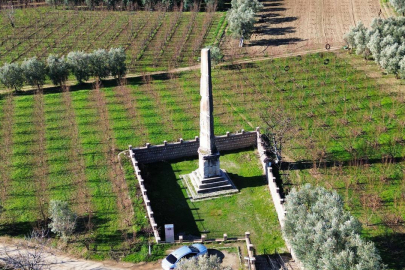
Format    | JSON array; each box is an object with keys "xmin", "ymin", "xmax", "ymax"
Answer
[{"xmin": 181, "ymin": 48, "xmax": 238, "ymax": 200}]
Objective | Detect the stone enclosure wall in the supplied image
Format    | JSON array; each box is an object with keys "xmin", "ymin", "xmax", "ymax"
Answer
[
  {"xmin": 131, "ymin": 129, "xmax": 258, "ymax": 164},
  {"xmin": 129, "ymin": 128, "xmax": 302, "ymax": 268}
]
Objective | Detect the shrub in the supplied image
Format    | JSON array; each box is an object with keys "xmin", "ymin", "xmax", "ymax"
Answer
[
  {"xmin": 47, "ymin": 54, "xmax": 70, "ymax": 86},
  {"xmin": 21, "ymin": 57, "xmax": 47, "ymax": 91},
  {"xmin": 67, "ymin": 51, "xmax": 91, "ymax": 83},
  {"xmin": 48, "ymin": 200, "xmax": 77, "ymax": 240},
  {"xmin": 207, "ymin": 45, "xmax": 224, "ymax": 65},
  {"xmin": 177, "ymin": 254, "xmax": 232, "ymax": 270},
  {"xmin": 283, "ymin": 184, "xmax": 385, "ymax": 270},
  {"xmin": 0, "ymin": 62, "xmax": 24, "ymax": 92},
  {"xmin": 108, "ymin": 47, "xmax": 127, "ymax": 80}
]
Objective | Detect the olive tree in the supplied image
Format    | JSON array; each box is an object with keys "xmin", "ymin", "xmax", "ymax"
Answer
[
  {"xmin": 283, "ymin": 184, "xmax": 385, "ymax": 270},
  {"xmin": 67, "ymin": 51, "xmax": 91, "ymax": 83},
  {"xmin": 399, "ymin": 55, "xmax": 405, "ymax": 78},
  {"xmin": 390, "ymin": 0, "xmax": 405, "ymax": 14},
  {"xmin": 108, "ymin": 47, "xmax": 127, "ymax": 80},
  {"xmin": 89, "ymin": 49, "xmax": 110, "ymax": 81},
  {"xmin": 226, "ymin": 0, "xmax": 263, "ymax": 46},
  {"xmin": 47, "ymin": 54, "xmax": 70, "ymax": 86},
  {"xmin": 21, "ymin": 57, "xmax": 47, "ymax": 91},
  {"xmin": 207, "ymin": 45, "xmax": 224, "ymax": 65},
  {"xmin": 177, "ymin": 254, "xmax": 232, "ymax": 270},
  {"xmin": 48, "ymin": 200, "xmax": 76, "ymax": 241},
  {"xmin": 0, "ymin": 62, "xmax": 24, "ymax": 92}
]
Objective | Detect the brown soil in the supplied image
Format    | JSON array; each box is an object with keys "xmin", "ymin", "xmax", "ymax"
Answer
[
  {"xmin": 0, "ymin": 237, "xmax": 241, "ymax": 270},
  {"xmin": 223, "ymin": 0, "xmax": 384, "ymax": 58}
]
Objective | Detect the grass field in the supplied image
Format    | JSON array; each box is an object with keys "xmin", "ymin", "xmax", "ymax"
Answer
[
  {"xmin": 0, "ymin": 51, "xmax": 404, "ymax": 267},
  {"xmin": 0, "ymin": 7, "xmax": 227, "ymax": 72},
  {"xmin": 141, "ymin": 150, "xmax": 286, "ymax": 254}
]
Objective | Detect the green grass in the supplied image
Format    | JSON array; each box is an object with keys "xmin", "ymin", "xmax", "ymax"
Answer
[
  {"xmin": 142, "ymin": 150, "xmax": 286, "ymax": 254},
  {"xmin": 1, "ymin": 51, "xmax": 405, "ymax": 266}
]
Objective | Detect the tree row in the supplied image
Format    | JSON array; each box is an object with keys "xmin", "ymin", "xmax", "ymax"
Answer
[
  {"xmin": 345, "ymin": 17, "xmax": 405, "ymax": 79},
  {"xmin": 0, "ymin": 47, "xmax": 126, "ymax": 92}
]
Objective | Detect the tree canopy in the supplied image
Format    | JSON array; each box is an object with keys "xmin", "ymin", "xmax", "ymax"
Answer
[
  {"xmin": 226, "ymin": 0, "xmax": 263, "ymax": 42},
  {"xmin": 0, "ymin": 63, "xmax": 24, "ymax": 92},
  {"xmin": 177, "ymin": 254, "xmax": 232, "ymax": 270},
  {"xmin": 283, "ymin": 184, "xmax": 385, "ymax": 270}
]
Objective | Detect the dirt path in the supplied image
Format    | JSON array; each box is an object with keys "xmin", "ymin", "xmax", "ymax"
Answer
[
  {"xmin": 222, "ymin": 0, "xmax": 384, "ymax": 58},
  {"xmin": 0, "ymin": 238, "xmax": 240, "ymax": 270}
]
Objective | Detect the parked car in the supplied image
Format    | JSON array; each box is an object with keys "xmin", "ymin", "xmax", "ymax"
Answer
[{"xmin": 161, "ymin": 243, "xmax": 208, "ymax": 270}]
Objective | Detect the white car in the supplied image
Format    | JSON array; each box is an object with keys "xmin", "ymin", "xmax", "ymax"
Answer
[{"xmin": 161, "ymin": 244, "xmax": 208, "ymax": 270}]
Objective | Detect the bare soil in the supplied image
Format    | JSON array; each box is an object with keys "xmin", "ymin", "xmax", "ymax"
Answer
[
  {"xmin": 223, "ymin": 0, "xmax": 384, "ymax": 58},
  {"xmin": 0, "ymin": 237, "xmax": 241, "ymax": 270}
]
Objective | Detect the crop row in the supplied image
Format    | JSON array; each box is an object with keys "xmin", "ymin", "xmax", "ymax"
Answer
[{"xmin": 0, "ymin": 8, "xmax": 226, "ymax": 72}]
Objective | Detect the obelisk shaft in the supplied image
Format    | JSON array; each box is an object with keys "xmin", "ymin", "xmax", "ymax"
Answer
[
  {"xmin": 198, "ymin": 48, "xmax": 220, "ymax": 178},
  {"xmin": 199, "ymin": 48, "xmax": 217, "ymax": 155}
]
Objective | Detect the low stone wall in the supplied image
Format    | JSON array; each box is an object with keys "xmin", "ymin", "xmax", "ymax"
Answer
[
  {"xmin": 128, "ymin": 148, "xmax": 161, "ymax": 243},
  {"xmin": 257, "ymin": 134, "xmax": 302, "ymax": 268},
  {"xmin": 129, "ymin": 129, "xmax": 302, "ymax": 269},
  {"xmin": 131, "ymin": 129, "xmax": 258, "ymax": 164}
]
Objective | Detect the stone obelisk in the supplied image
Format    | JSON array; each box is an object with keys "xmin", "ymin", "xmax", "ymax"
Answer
[
  {"xmin": 198, "ymin": 48, "xmax": 221, "ymax": 178},
  {"xmin": 181, "ymin": 48, "xmax": 238, "ymax": 200}
]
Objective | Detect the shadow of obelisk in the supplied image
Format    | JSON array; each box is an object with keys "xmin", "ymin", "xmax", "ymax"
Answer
[{"xmin": 181, "ymin": 48, "xmax": 238, "ymax": 201}]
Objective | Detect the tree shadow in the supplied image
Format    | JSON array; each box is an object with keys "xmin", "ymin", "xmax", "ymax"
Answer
[
  {"xmin": 257, "ymin": 26, "xmax": 296, "ymax": 36},
  {"xmin": 371, "ymin": 233, "xmax": 405, "ymax": 270},
  {"xmin": 249, "ymin": 37, "xmax": 304, "ymax": 47}
]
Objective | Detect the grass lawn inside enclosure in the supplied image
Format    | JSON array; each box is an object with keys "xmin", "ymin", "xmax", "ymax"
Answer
[{"xmin": 141, "ymin": 150, "xmax": 286, "ymax": 254}]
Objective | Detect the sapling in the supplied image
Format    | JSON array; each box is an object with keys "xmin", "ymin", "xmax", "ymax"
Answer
[{"xmin": 48, "ymin": 200, "xmax": 77, "ymax": 240}]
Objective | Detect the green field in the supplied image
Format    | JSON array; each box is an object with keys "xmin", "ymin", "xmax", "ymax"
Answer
[
  {"xmin": 0, "ymin": 51, "xmax": 404, "ymax": 267},
  {"xmin": 0, "ymin": 7, "xmax": 227, "ymax": 72}
]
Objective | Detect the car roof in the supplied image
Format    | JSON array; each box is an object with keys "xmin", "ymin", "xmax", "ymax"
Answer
[
  {"xmin": 191, "ymin": 243, "xmax": 206, "ymax": 252},
  {"xmin": 172, "ymin": 246, "xmax": 192, "ymax": 258}
]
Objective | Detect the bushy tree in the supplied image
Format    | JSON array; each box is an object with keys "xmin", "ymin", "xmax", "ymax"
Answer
[
  {"xmin": 177, "ymin": 254, "xmax": 232, "ymax": 270},
  {"xmin": 108, "ymin": 47, "xmax": 127, "ymax": 79},
  {"xmin": 207, "ymin": 45, "xmax": 223, "ymax": 65},
  {"xmin": 283, "ymin": 184, "xmax": 385, "ymax": 270},
  {"xmin": 21, "ymin": 57, "xmax": 47, "ymax": 91},
  {"xmin": 390, "ymin": 0, "xmax": 405, "ymax": 14},
  {"xmin": 0, "ymin": 62, "xmax": 24, "ymax": 92},
  {"xmin": 48, "ymin": 200, "xmax": 76, "ymax": 240},
  {"xmin": 346, "ymin": 17, "xmax": 405, "ymax": 77},
  {"xmin": 47, "ymin": 54, "xmax": 70, "ymax": 86},
  {"xmin": 67, "ymin": 51, "xmax": 91, "ymax": 83},
  {"xmin": 399, "ymin": 55, "xmax": 405, "ymax": 78},
  {"xmin": 226, "ymin": 0, "xmax": 263, "ymax": 45},
  {"xmin": 89, "ymin": 49, "xmax": 110, "ymax": 81}
]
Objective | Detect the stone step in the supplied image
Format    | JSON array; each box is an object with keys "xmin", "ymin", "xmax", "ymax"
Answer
[
  {"xmin": 198, "ymin": 179, "xmax": 233, "ymax": 189},
  {"xmin": 200, "ymin": 176, "xmax": 227, "ymax": 184},
  {"xmin": 197, "ymin": 184, "xmax": 234, "ymax": 194}
]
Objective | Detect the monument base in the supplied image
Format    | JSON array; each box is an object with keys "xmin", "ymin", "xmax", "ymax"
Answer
[{"xmin": 181, "ymin": 169, "xmax": 238, "ymax": 201}]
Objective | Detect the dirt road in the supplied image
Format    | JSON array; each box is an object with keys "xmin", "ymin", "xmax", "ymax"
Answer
[
  {"xmin": 224, "ymin": 0, "xmax": 386, "ymax": 57},
  {"xmin": 0, "ymin": 240, "xmax": 239, "ymax": 270}
]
